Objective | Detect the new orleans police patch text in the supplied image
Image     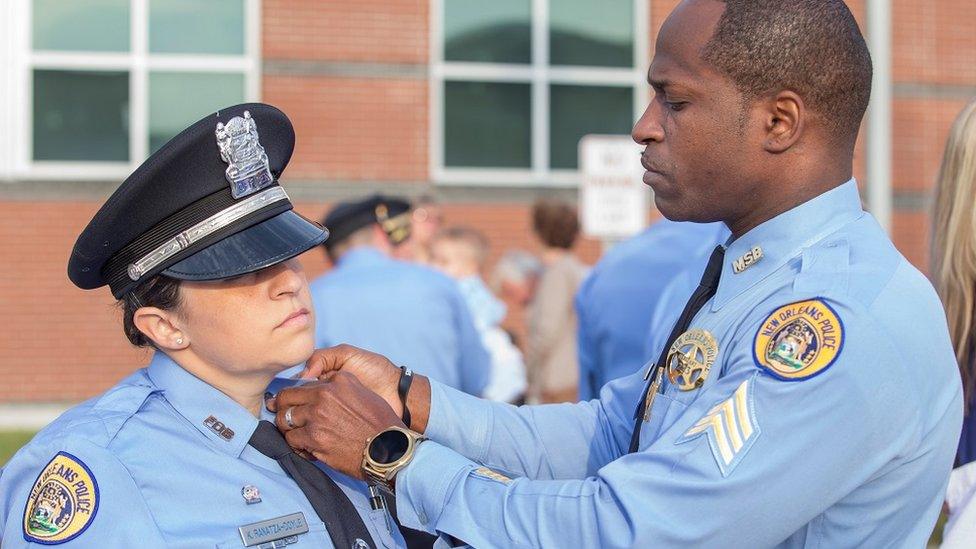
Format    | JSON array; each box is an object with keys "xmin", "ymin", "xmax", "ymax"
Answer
[
  {"xmin": 23, "ymin": 451, "xmax": 99, "ymax": 544},
  {"xmin": 753, "ymin": 298, "xmax": 843, "ymax": 380}
]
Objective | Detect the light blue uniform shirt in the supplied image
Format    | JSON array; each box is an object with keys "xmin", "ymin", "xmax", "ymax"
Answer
[
  {"xmin": 575, "ymin": 220, "xmax": 728, "ymax": 400},
  {"xmin": 392, "ymin": 180, "xmax": 963, "ymax": 548},
  {"xmin": 0, "ymin": 353, "xmax": 404, "ymax": 548},
  {"xmin": 310, "ymin": 248, "xmax": 490, "ymax": 396}
]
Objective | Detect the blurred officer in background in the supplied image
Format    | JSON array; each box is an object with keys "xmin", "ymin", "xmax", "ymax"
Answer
[
  {"xmin": 0, "ymin": 104, "xmax": 403, "ymax": 548},
  {"xmin": 575, "ymin": 219, "xmax": 727, "ymax": 400},
  {"xmin": 269, "ymin": 1, "xmax": 963, "ymax": 546},
  {"xmin": 310, "ymin": 195, "xmax": 490, "ymax": 397}
]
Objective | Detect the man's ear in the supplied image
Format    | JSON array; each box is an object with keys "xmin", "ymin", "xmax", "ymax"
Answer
[
  {"xmin": 371, "ymin": 224, "xmax": 394, "ymax": 253},
  {"xmin": 761, "ymin": 90, "xmax": 805, "ymax": 154},
  {"xmin": 132, "ymin": 306, "xmax": 188, "ymax": 351}
]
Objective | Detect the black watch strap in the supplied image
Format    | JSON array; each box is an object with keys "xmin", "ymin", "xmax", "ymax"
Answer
[{"xmin": 397, "ymin": 366, "xmax": 414, "ymax": 428}]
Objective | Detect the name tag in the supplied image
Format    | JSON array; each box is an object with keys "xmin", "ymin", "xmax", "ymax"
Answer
[{"xmin": 239, "ymin": 512, "xmax": 310, "ymax": 547}]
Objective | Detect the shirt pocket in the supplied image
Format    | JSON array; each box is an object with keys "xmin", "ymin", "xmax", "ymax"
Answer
[
  {"xmin": 215, "ymin": 521, "xmax": 332, "ymax": 548},
  {"xmin": 638, "ymin": 392, "xmax": 689, "ymax": 451}
]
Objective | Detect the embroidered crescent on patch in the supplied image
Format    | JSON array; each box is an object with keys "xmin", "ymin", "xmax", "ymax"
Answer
[
  {"xmin": 753, "ymin": 298, "xmax": 844, "ymax": 381},
  {"xmin": 23, "ymin": 452, "xmax": 99, "ymax": 544},
  {"xmin": 676, "ymin": 376, "xmax": 761, "ymax": 477}
]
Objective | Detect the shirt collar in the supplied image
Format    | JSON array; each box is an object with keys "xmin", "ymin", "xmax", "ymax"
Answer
[
  {"xmin": 147, "ymin": 352, "xmax": 259, "ymax": 458},
  {"xmin": 336, "ymin": 246, "xmax": 389, "ymax": 269},
  {"xmin": 711, "ymin": 179, "xmax": 864, "ymax": 310}
]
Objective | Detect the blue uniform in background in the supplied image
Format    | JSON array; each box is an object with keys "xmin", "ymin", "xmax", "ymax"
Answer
[
  {"xmin": 0, "ymin": 353, "xmax": 404, "ymax": 548},
  {"xmin": 575, "ymin": 220, "xmax": 728, "ymax": 400},
  {"xmin": 310, "ymin": 247, "xmax": 490, "ymax": 396},
  {"xmin": 390, "ymin": 180, "xmax": 963, "ymax": 547}
]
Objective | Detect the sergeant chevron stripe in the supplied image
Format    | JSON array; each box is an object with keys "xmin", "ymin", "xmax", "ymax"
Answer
[{"xmin": 675, "ymin": 376, "xmax": 760, "ymax": 477}]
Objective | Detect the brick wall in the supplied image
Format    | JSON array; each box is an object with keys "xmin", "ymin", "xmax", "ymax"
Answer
[{"xmin": 0, "ymin": 0, "xmax": 972, "ymax": 403}]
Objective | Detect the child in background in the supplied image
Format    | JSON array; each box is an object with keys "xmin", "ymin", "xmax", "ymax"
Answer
[{"xmin": 431, "ymin": 226, "xmax": 527, "ymax": 403}]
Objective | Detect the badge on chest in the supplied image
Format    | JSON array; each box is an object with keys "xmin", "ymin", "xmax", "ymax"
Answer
[{"xmin": 665, "ymin": 328, "xmax": 719, "ymax": 390}]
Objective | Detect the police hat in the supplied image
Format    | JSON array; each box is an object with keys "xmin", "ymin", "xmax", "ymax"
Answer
[
  {"xmin": 68, "ymin": 103, "xmax": 328, "ymax": 298},
  {"xmin": 322, "ymin": 195, "xmax": 412, "ymax": 249}
]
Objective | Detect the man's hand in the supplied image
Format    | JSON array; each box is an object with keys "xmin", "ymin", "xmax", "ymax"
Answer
[
  {"xmin": 271, "ymin": 371, "xmax": 403, "ymax": 480},
  {"xmin": 299, "ymin": 344, "xmax": 403, "ymax": 415}
]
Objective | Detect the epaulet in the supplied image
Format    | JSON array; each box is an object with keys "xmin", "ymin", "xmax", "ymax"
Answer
[
  {"xmin": 85, "ymin": 370, "xmax": 160, "ymax": 444},
  {"xmin": 793, "ymin": 237, "xmax": 851, "ymax": 296}
]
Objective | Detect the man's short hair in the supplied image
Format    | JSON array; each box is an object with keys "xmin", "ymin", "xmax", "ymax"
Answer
[{"xmin": 701, "ymin": 0, "xmax": 872, "ymax": 141}]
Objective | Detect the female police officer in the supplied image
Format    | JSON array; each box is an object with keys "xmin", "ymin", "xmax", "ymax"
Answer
[{"xmin": 0, "ymin": 104, "xmax": 403, "ymax": 548}]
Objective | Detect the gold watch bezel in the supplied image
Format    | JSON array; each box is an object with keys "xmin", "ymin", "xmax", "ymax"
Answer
[{"xmin": 362, "ymin": 426, "xmax": 426, "ymax": 489}]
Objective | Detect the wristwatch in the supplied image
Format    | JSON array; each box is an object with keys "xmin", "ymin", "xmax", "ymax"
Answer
[{"xmin": 362, "ymin": 426, "xmax": 427, "ymax": 492}]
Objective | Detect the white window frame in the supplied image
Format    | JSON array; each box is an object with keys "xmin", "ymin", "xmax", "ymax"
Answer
[
  {"xmin": 430, "ymin": 0, "xmax": 649, "ymax": 187},
  {"xmin": 1, "ymin": 0, "xmax": 261, "ymax": 182}
]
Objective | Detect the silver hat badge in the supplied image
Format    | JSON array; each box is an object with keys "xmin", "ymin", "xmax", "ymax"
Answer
[{"xmin": 216, "ymin": 110, "xmax": 274, "ymax": 199}]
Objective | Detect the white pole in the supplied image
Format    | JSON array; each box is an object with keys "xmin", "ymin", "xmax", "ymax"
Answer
[{"xmin": 866, "ymin": 0, "xmax": 893, "ymax": 233}]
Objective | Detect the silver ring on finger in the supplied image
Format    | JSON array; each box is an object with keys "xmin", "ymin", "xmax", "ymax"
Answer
[{"xmin": 285, "ymin": 406, "xmax": 296, "ymax": 429}]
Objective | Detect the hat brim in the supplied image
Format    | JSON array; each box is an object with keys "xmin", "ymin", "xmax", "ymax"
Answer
[{"xmin": 162, "ymin": 210, "xmax": 328, "ymax": 281}]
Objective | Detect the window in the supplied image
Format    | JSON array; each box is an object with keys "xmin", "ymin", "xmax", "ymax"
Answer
[
  {"xmin": 432, "ymin": 0, "xmax": 648, "ymax": 186},
  {"xmin": 9, "ymin": 0, "xmax": 259, "ymax": 180}
]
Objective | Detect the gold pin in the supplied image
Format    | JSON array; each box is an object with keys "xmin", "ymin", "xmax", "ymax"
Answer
[
  {"xmin": 732, "ymin": 245, "xmax": 763, "ymax": 274},
  {"xmin": 642, "ymin": 367, "xmax": 664, "ymax": 422}
]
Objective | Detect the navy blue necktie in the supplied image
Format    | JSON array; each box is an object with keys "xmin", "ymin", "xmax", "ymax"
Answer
[
  {"xmin": 249, "ymin": 420, "xmax": 376, "ymax": 549},
  {"xmin": 628, "ymin": 246, "xmax": 725, "ymax": 453}
]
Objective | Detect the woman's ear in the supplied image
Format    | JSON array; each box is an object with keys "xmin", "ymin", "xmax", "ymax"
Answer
[{"xmin": 132, "ymin": 307, "xmax": 188, "ymax": 351}]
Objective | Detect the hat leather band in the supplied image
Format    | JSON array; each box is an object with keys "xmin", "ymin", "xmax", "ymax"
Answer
[{"xmin": 126, "ymin": 186, "xmax": 290, "ymax": 282}]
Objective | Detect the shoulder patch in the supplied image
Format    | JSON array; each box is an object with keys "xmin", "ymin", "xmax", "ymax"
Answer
[
  {"xmin": 675, "ymin": 376, "xmax": 760, "ymax": 477},
  {"xmin": 23, "ymin": 452, "xmax": 99, "ymax": 544},
  {"xmin": 752, "ymin": 298, "xmax": 844, "ymax": 381}
]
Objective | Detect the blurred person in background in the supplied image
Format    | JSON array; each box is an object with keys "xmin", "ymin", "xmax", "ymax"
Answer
[
  {"xmin": 405, "ymin": 194, "xmax": 443, "ymax": 264},
  {"xmin": 576, "ymin": 219, "xmax": 728, "ymax": 400},
  {"xmin": 489, "ymin": 250, "xmax": 543, "ymax": 316},
  {"xmin": 0, "ymin": 104, "xmax": 403, "ymax": 548},
  {"xmin": 310, "ymin": 195, "xmax": 490, "ymax": 398},
  {"xmin": 930, "ymin": 98, "xmax": 976, "ymax": 547},
  {"xmin": 430, "ymin": 226, "xmax": 527, "ymax": 404},
  {"xmin": 526, "ymin": 199, "xmax": 589, "ymax": 403}
]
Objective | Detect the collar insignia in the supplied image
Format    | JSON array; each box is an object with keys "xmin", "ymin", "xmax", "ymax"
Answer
[
  {"xmin": 732, "ymin": 245, "xmax": 763, "ymax": 274},
  {"xmin": 216, "ymin": 110, "xmax": 274, "ymax": 199},
  {"xmin": 203, "ymin": 415, "xmax": 236, "ymax": 441}
]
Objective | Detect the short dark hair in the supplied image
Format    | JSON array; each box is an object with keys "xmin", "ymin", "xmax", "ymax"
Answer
[
  {"xmin": 119, "ymin": 275, "xmax": 183, "ymax": 348},
  {"xmin": 532, "ymin": 200, "xmax": 579, "ymax": 249},
  {"xmin": 701, "ymin": 0, "xmax": 872, "ymax": 140}
]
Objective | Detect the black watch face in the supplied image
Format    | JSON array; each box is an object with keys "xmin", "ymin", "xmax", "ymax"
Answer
[{"xmin": 369, "ymin": 429, "xmax": 409, "ymax": 464}]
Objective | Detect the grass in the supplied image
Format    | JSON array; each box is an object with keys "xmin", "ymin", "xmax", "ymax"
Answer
[{"xmin": 0, "ymin": 430, "xmax": 36, "ymax": 466}]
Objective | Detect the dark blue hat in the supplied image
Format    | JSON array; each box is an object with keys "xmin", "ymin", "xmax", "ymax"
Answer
[
  {"xmin": 322, "ymin": 195, "xmax": 412, "ymax": 249},
  {"xmin": 68, "ymin": 103, "xmax": 328, "ymax": 298}
]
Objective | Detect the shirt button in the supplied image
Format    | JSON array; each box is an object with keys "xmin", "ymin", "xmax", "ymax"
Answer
[{"xmin": 418, "ymin": 512, "xmax": 428, "ymax": 525}]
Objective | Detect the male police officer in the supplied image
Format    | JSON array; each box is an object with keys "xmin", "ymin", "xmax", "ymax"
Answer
[
  {"xmin": 576, "ymin": 219, "xmax": 727, "ymax": 400},
  {"xmin": 270, "ymin": 1, "xmax": 963, "ymax": 546},
  {"xmin": 310, "ymin": 196, "xmax": 491, "ymax": 396}
]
